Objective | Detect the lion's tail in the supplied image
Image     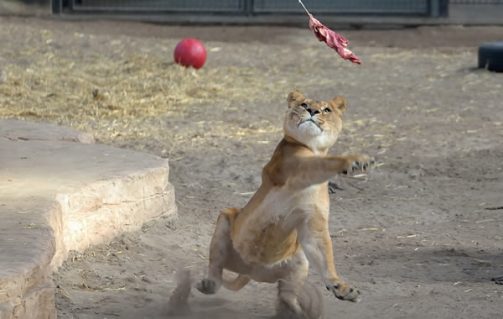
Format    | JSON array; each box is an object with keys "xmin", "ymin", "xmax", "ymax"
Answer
[{"xmin": 222, "ymin": 273, "xmax": 251, "ymax": 291}]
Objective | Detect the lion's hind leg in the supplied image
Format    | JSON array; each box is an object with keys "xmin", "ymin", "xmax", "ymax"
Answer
[{"xmin": 197, "ymin": 208, "xmax": 239, "ymax": 295}]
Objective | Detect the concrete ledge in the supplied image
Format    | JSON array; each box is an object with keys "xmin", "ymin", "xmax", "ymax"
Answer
[{"xmin": 0, "ymin": 120, "xmax": 177, "ymax": 319}]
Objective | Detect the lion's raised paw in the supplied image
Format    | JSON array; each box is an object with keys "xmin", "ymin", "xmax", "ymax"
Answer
[{"xmin": 342, "ymin": 155, "xmax": 375, "ymax": 175}]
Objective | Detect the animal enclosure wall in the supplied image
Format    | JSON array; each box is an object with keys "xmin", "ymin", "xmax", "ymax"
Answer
[{"xmin": 56, "ymin": 0, "xmax": 446, "ymax": 16}]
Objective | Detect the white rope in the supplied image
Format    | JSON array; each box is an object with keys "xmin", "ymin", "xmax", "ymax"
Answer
[{"xmin": 298, "ymin": 0, "xmax": 311, "ymax": 15}]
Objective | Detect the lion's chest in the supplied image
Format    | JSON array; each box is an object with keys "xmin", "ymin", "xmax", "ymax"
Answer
[
  {"xmin": 232, "ymin": 183, "xmax": 329, "ymax": 265},
  {"xmin": 259, "ymin": 185, "xmax": 326, "ymax": 221}
]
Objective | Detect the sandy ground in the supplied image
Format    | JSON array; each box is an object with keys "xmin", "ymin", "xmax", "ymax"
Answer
[{"xmin": 1, "ymin": 17, "xmax": 502, "ymax": 319}]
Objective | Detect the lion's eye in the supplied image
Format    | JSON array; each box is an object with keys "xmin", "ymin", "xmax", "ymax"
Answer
[
  {"xmin": 323, "ymin": 108, "xmax": 332, "ymax": 113},
  {"xmin": 300, "ymin": 103, "xmax": 309, "ymax": 109}
]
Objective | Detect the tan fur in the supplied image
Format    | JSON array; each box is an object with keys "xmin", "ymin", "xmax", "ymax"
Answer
[{"xmin": 197, "ymin": 90, "xmax": 373, "ymax": 318}]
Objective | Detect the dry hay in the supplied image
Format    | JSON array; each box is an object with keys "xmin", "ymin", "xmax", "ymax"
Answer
[
  {"xmin": 0, "ymin": 24, "xmax": 397, "ymax": 157},
  {"xmin": 0, "ymin": 47, "xmax": 286, "ymax": 150},
  {"xmin": 0, "ymin": 24, "xmax": 386, "ymax": 156},
  {"xmin": 0, "ymin": 24, "xmax": 459, "ymax": 157}
]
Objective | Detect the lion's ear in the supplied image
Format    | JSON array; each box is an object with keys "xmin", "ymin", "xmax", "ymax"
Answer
[
  {"xmin": 329, "ymin": 96, "xmax": 347, "ymax": 113},
  {"xmin": 287, "ymin": 90, "xmax": 305, "ymax": 108}
]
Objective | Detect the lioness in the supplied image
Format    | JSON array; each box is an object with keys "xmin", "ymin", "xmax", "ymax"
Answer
[{"xmin": 197, "ymin": 90, "xmax": 373, "ymax": 317}]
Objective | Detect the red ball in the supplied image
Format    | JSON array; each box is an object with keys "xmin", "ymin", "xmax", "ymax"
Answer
[{"xmin": 173, "ymin": 38, "xmax": 207, "ymax": 69}]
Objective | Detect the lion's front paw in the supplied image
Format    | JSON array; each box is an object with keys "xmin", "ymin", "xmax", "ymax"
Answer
[
  {"xmin": 342, "ymin": 154, "xmax": 374, "ymax": 176},
  {"xmin": 196, "ymin": 278, "xmax": 219, "ymax": 294},
  {"xmin": 326, "ymin": 283, "xmax": 360, "ymax": 302}
]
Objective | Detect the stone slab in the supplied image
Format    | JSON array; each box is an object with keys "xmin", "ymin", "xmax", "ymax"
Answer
[{"xmin": 0, "ymin": 120, "xmax": 177, "ymax": 319}]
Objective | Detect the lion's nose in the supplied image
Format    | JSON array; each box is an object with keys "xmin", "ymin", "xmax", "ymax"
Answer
[{"xmin": 306, "ymin": 107, "xmax": 320, "ymax": 116}]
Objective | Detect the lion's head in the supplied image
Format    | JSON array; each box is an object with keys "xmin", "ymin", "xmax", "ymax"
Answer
[{"xmin": 284, "ymin": 90, "xmax": 346, "ymax": 153}]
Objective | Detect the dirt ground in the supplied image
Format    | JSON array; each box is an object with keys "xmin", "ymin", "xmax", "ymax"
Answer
[{"xmin": 1, "ymin": 17, "xmax": 502, "ymax": 319}]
